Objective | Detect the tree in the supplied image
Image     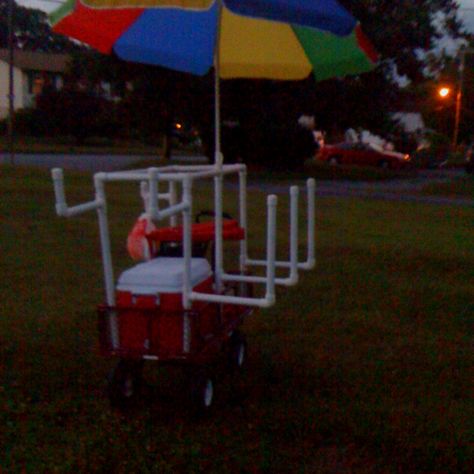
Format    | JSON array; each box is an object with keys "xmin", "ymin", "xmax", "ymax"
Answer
[
  {"xmin": 0, "ymin": 0, "xmax": 79, "ymax": 52},
  {"xmin": 339, "ymin": 0, "xmax": 465, "ymax": 81}
]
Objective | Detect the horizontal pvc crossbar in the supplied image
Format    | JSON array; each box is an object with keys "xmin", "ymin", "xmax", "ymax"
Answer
[
  {"xmin": 189, "ymin": 291, "xmax": 275, "ymax": 309},
  {"xmin": 153, "ymin": 202, "xmax": 190, "ymax": 221},
  {"xmin": 246, "ymin": 259, "xmax": 314, "ymax": 270},
  {"xmin": 95, "ymin": 164, "xmax": 246, "ymax": 184},
  {"xmin": 58, "ymin": 200, "xmax": 103, "ymax": 217},
  {"xmin": 221, "ymin": 272, "xmax": 296, "ymax": 287}
]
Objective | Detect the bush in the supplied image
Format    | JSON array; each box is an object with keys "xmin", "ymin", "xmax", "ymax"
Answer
[
  {"xmin": 239, "ymin": 123, "xmax": 316, "ymax": 171},
  {"xmin": 35, "ymin": 88, "xmax": 120, "ymax": 144},
  {"xmin": 12, "ymin": 108, "xmax": 47, "ymax": 136}
]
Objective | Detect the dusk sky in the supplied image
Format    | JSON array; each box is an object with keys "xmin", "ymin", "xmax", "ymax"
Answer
[{"xmin": 14, "ymin": 0, "xmax": 474, "ymax": 35}]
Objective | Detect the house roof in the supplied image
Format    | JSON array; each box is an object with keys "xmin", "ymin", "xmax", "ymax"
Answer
[{"xmin": 0, "ymin": 49, "xmax": 70, "ymax": 73}]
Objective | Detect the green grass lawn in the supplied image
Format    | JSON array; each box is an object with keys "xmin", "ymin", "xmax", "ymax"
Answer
[
  {"xmin": 421, "ymin": 175, "xmax": 474, "ymax": 199},
  {"xmin": 0, "ymin": 165, "xmax": 473, "ymax": 473}
]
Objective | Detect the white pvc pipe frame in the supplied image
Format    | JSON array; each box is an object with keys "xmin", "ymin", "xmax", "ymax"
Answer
[{"xmin": 51, "ymin": 165, "xmax": 315, "ymax": 313}]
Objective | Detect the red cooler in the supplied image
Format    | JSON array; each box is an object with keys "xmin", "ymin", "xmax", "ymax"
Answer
[{"xmin": 112, "ymin": 257, "xmax": 216, "ymax": 358}]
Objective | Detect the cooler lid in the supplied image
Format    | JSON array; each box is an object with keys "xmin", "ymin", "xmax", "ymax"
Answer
[{"xmin": 117, "ymin": 257, "xmax": 212, "ymax": 295}]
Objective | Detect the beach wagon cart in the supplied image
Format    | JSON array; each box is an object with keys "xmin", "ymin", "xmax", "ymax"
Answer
[{"xmin": 52, "ymin": 164, "xmax": 315, "ymax": 411}]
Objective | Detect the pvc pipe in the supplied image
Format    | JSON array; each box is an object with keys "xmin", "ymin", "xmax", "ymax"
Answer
[
  {"xmin": 245, "ymin": 179, "xmax": 316, "ymax": 272},
  {"xmin": 246, "ymin": 259, "xmax": 309, "ymax": 270},
  {"xmin": 214, "ymin": 0, "xmax": 223, "ymax": 168},
  {"xmin": 222, "ymin": 272, "xmax": 296, "ymax": 287},
  {"xmin": 140, "ymin": 181, "xmax": 149, "ymax": 214},
  {"xmin": 214, "ymin": 174, "xmax": 224, "ymax": 293},
  {"xmin": 52, "ymin": 168, "xmax": 103, "ymax": 217},
  {"xmin": 288, "ymin": 185, "xmax": 299, "ymax": 285},
  {"xmin": 99, "ymin": 172, "xmax": 152, "ymax": 182},
  {"xmin": 190, "ymin": 193, "xmax": 277, "ymax": 309},
  {"xmin": 168, "ymin": 181, "xmax": 178, "ymax": 227},
  {"xmin": 181, "ymin": 177, "xmax": 193, "ymax": 310},
  {"xmin": 265, "ymin": 194, "xmax": 277, "ymax": 305},
  {"xmin": 239, "ymin": 168, "xmax": 248, "ymax": 273},
  {"xmin": 241, "ymin": 186, "xmax": 298, "ymax": 286},
  {"xmin": 94, "ymin": 176, "xmax": 115, "ymax": 307},
  {"xmin": 301, "ymin": 178, "xmax": 316, "ymax": 270},
  {"xmin": 51, "ymin": 168, "xmax": 67, "ymax": 215},
  {"xmin": 64, "ymin": 201, "xmax": 103, "ymax": 217},
  {"xmin": 148, "ymin": 167, "xmax": 159, "ymax": 222},
  {"xmin": 155, "ymin": 202, "xmax": 189, "ymax": 221},
  {"xmin": 94, "ymin": 176, "xmax": 119, "ymax": 349},
  {"xmin": 190, "ymin": 291, "xmax": 275, "ymax": 309},
  {"xmin": 97, "ymin": 165, "xmax": 246, "ymax": 183}
]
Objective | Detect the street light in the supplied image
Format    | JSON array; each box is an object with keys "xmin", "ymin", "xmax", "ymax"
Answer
[{"xmin": 438, "ymin": 86, "xmax": 451, "ymax": 99}]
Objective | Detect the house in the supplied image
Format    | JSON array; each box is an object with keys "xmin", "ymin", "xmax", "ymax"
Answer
[{"xmin": 0, "ymin": 49, "xmax": 70, "ymax": 119}]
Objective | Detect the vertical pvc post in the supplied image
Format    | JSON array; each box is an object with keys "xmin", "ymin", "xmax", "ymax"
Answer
[
  {"xmin": 289, "ymin": 186, "xmax": 299, "ymax": 283},
  {"xmin": 51, "ymin": 168, "xmax": 67, "ymax": 215},
  {"xmin": 148, "ymin": 167, "xmax": 159, "ymax": 222},
  {"xmin": 214, "ymin": 0, "xmax": 223, "ymax": 169},
  {"xmin": 140, "ymin": 181, "xmax": 149, "ymax": 215},
  {"xmin": 94, "ymin": 174, "xmax": 119, "ymax": 348},
  {"xmin": 239, "ymin": 168, "xmax": 248, "ymax": 273},
  {"xmin": 182, "ymin": 177, "xmax": 193, "ymax": 310},
  {"xmin": 265, "ymin": 195, "xmax": 277, "ymax": 305},
  {"xmin": 168, "ymin": 180, "xmax": 178, "ymax": 227},
  {"xmin": 214, "ymin": 174, "xmax": 224, "ymax": 293}
]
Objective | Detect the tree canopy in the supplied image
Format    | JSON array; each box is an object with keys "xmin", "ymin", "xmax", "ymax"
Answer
[
  {"xmin": 0, "ymin": 0, "xmax": 80, "ymax": 52},
  {"xmin": 340, "ymin": 0, "xmax": 465, "ymax": 81}
]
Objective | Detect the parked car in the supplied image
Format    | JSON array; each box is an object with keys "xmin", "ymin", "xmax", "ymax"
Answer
[{"xmin": 316, "ymin": 142, "xmax": 411, "ymax": 169}]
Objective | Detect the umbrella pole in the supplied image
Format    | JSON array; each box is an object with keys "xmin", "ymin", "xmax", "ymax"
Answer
[
  {"xmin": 214, "ymin": 0, "xmax": 223, "ymax": 169},
  {"xmin": 213, "ymin": 0, "xmax": 224, "ymax": 294}
]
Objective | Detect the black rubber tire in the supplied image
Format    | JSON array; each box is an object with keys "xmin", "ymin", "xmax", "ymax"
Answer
[
  {"xmin": 107, "ymin": 359, "xmax": 143, "ymax": 409},
  {"xmin": 189, "ymin": 369, "xmax": 214, "ymax": 415},
  {"xmin": 379, "ymin": 160, "xmax": 390, "ymax": 169},
  {"xmin": 228, "ymin": 331, "xmax": 247, "ymax": 373}
]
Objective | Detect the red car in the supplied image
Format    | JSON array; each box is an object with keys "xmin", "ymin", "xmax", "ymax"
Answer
[{"xmin": 316, "ymin": 142, "xmax": 411, "ymax": 169}]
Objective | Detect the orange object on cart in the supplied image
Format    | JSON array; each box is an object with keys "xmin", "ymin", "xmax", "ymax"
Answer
[{"xmin": 146, "ymin": 220, "xmax": 245, "ymax": 244}]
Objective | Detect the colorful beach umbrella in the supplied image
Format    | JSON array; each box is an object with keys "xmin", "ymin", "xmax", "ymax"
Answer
[
  {"xmin": 50, "ymin": 0, "xmax": 378, "ymax": 81},
  {"xmin": 50, "ymin": 0, "xmax": 378, "ymax": 164}
]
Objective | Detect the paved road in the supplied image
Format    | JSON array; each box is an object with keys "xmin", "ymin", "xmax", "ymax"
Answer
[
  {"xmin": 246, "ymin": 169, "xmax": 473, "ymax": 207},
  {"xmin": 0, "ymin": 152, "xmax": 207, "ymax": 172},
  {"xmin": 1, "ymin": 153, "xmax": 472, "ymax": 207}
]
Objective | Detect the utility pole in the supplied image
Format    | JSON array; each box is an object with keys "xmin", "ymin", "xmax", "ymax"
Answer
[
  {"xmin": 7, "ymin": 0, "xmax": 15, "ymax": 165},
  {"xmin": 453, "ymin": 48, "xmax": 474, "ymax": 150}
]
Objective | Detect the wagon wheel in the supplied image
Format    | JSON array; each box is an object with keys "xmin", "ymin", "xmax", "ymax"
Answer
[
  {"xmin": 228, "ymin": 330, "xmax": 247, "ymax": 373},
  {"xmin": 189, "ymin": 368, "xmax": 215, "ymax": 415},
  {"xmin": 107, "ymin": 359, "xmax": 144, "ymax": 409}
]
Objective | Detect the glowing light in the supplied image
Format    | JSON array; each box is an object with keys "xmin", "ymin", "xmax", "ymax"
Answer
[{"xmin": 438, "ymin": 87, "xmax": 451, "ymax": 98}]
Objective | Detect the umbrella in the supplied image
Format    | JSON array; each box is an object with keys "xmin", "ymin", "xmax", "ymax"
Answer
[{"xmin": 50, "ymin": 0, "xmax": 378, "ymax": 163}]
